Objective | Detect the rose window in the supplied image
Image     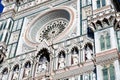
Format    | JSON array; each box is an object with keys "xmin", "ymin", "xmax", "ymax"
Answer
[
  {"xmin": 39, "ymin": 18, "xmax": 68, "ymax": 40},
  {"xmin": 24, "ymin": 7, "xmax": 75, "ymax": 46}
]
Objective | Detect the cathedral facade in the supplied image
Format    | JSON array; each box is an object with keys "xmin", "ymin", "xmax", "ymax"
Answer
[{"xmin": 0, "ymin": 0, "xmax": 120, "ymax": 80}]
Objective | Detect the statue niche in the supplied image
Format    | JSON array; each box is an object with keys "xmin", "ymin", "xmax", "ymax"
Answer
[
  {"xmin": 12, "ymin": 65, "xmax": 19, "ymax": 80},
  {"xmin": 1, "ymin": 68, "xmax": 8, "ymax": 80},
  {"xmin": 58, "ymin": 51, "xmax": 66, "ymax": 69},
  {"xmin": 84, "ymin": 43, "xmax": 93, "ymax": 61},
  {"xmin": 37, "ymin": 48, "xmax": 50, "ymax": 72},
  {"xmin": 71, "ymin": 47, "xmax": 79, "ymax": 65},
  {"xmin": 23, "ymin": 61, "xmax": 31, "ymax": 78}
]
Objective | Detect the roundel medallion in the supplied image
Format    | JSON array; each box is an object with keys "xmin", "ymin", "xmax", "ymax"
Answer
[{"xmin": 24, "ymin": 7, "xmax": 75, "ymax": 46}]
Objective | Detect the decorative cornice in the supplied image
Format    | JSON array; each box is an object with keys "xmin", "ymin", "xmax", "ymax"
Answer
[
  {"xmin": 53, "ymin": 62, "xmax": 95, "ymax": 79},
  {"xmin": 96, "ymin": 48, "xmax": 119, "ymax": 65}
]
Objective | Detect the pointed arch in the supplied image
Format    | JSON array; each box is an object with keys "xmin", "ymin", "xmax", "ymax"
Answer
[
  {"xmin": 100, "ymin": 35, "xmax": 105, "ymax": 50},
  {"xmin": 71, "ymin": 46, "xmax": 79, "ymax": 65},
  {"xmin": 58, "ymin": 50, "xmax": 66, "ymax": 58},
  {"xmin": 106, "ymin": 32, "xmax": 111, "ymax": 49},
  {"xmin": 71, "ymin": 46, "xmax": 79, "ymax": 54},
  {"xmin": 58, "ymin": 50, "xmax": 66, "ymax": 69},
  {"xmin": 90, "ymin": 22, "xmax": 96, "ymax": 30},
  {"xmin": 84, "ymin": 42, "xmax": 93, "ymax": 50},
  {"xmin": 13, "ymin": 64, "xmax": 19, "ymax": 72},
  {"xmin": 96, "ymin": 20, "xmax": 103, "ymax": 28},
  {"xmin": 102, "ymin": 18, "xmax": 109, "ymax": 25},
  {"xmin": 37, "ymin": 48, "xmax": 50, "ymax": 62},
  {"xmin": 24, "ymin": 61, "xmax": 31, "ymax": 68}
]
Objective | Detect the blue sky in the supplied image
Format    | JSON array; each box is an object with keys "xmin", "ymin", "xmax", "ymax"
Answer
[{"xmin": 0, "ymin": 0, "xmax": 3, "ymax": 13}]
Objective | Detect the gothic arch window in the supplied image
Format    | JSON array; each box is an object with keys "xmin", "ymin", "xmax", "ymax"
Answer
[
  {"xmin": 100, "ymin": 35, "xmax": 105, "ymax": 50},
  {"xmin": 58, "ymin": 50, "xmax": 66, "ymax": 69},
  {"xmin": 102, "ymin": 66, "xmax": 108, "ymax": 80},
  {"xmin": 37, "ymin": 48, "xmax": 50, "ymax": 72},
  {"xmin": 106, "ymin": 33, "xmax": 111, "ymax": 49},
  {"xmin": 109, "ymin": 64, "xmax": 115, "ymax": 80},
  {"xmin": 84, "ymin": 43, "xmax": 93, "ymax": 61},
  {"xmin": 71, "ymin": 47, "xmax": 79, "ymax": 65},
  {"xmin": 96, "ymin": 0, "xmax": 106, "ymax": 8},
  {"xmin": 23, "ymin": 61, "xmax": 31, "ymax": 78},
  {"xmin": 100, "ymin": 32, "xmax": 111, "ymax": 51},
  {"xmin": 102, "ymin": 64, "xmax": 115, "ymax": 80},
  {"xmin": 1, "ymin": 68, "xmax": 8, "ymax": 80},
  {"xmin": 12, "ymin": 64, "xmax": 19, "ymax": 80}
]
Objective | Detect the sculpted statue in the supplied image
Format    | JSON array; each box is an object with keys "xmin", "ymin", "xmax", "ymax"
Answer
[
  {"xmin": 13, "ymin": 72, "xmax": 19, "ymax": 80},
  {"xmin": 42, "ymin": 56, "xmax": 47, "ymax": 71},
  {"xmin": 38, "ymin": 56, "xmax": 48, "ymax": 72},
  {"xmin": 24, "ymin": 68, "xmax": 30, "ymax": 77},
  {"xmin": 85, "ymin": 46, "xmax": 93, "ymax": 60},
  {"xmin": 72, "ymin": 50, "xmax": 79, "ymax": 65},
  {"xmin": 58, "ymin": 54, "xmax": 65, "ymax": 69}
]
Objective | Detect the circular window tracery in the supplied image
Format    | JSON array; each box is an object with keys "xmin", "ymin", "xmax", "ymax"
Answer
[
  {"xmin": 24, "ymin": 7, "xmax": 75, "ymax": 46},
  {"xmin": 38, "ymin": 18, "xmax": 69, "ymax": 41}
]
